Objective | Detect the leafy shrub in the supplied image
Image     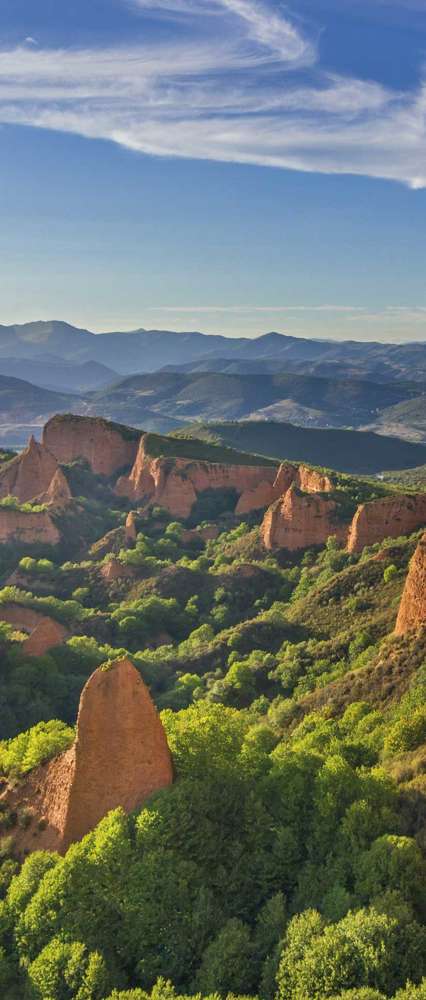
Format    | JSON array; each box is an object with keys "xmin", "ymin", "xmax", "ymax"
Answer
[{"xmin": 0, "ymin": 720, "xmax": 74, "ymax": 776}]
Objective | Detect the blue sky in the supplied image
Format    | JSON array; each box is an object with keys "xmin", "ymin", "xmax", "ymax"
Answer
[{"xmin": 0, "ymin": 0, "xmax": 426, "ymax": 340}]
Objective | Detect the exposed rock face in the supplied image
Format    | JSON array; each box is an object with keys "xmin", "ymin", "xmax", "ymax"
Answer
[
  {"xmin": 235, "ymin": 480, "xmax": 277, "ymax": 515},
  {"xmin": 43, "ymin": 415, "xmax": 140, "ymax": 477},
  {"xmin": 42, "ymin": 468, "xmax": 72, "ymax": 507},
  {"xmin": 347, "ymin": 494, "xmax": 426, "ymax": 554},
  {"xmin": 4, "ymin": 658, "xmax": 173, "ymax": 856},
  {"xmin": 100, "ymin": 558, "xmax": 135, "ymax": 582},
  {"xmin": 298, "ymin": 466, "xmax": 334, "ymax": 494},
  {"xmin": 236, "ymin": 462, "xmax": 334, "ymax": 517},
  {"xmin": 0, "ymin": 604, "xmax": 47, "ymax": 633},
  {"xmin": 22, "ymin": 617, "xmax": 68, "ymax": 656},
  {"xmin": 125, "ymin": 511, "xmax": 138, "ymax": 544},
  {"xmin": 0, "ymin": 508, "xmax": 60, "ymax": 545},
  {"xmin": 116, "ymin": 434, "xmax": 278, "ymax": 518},
  {"xmin": 0, "ymin": 436, "xmax": 60, "ymax": 503},
  {"xmin": 395, "ymin": 534, "xmax": 426, "ymax": 635},
  {"xmin": 262, "ymin": 483, "xmax": 347, "ymax": 551}
]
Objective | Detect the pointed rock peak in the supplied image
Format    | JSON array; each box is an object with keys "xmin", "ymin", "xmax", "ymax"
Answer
[
  {"xmin": 2, "ymin": 657, "xmax": 173, "ymax": 857},
  {"xmin": 46, "ymin": 468, "xmax": 72, "ymax": 505},
  {"xmin": 22, "ymin": 617, "xmax": 68, "ymax": 657}
]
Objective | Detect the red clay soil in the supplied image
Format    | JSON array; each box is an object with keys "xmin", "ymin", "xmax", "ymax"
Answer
[{"xmin": 2, "ymin": 658, "xmax": 173, "ymax": 857}]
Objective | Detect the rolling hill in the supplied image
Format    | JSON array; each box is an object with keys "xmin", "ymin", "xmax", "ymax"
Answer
[
  {"xmin": 85, "ymin": 370, "xmax": 422, "ymax": 433},
  {"xmin": 172, "ymin": 420, "xmax": 426, "ymax": 475}
]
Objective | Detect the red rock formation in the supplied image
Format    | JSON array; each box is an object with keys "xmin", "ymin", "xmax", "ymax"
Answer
[
  {"xmin": 347, "ymin": 494, "xmax": 426, "ymax": 554},
  {"xmin": 125, "ymin": 511, "xmax": 138, "ymax": 544},
  {"xmin": 0, "ymin": 508, "xmax": 60, "ymax": 545},
  {"xmin": 235, "ymin": 480, "xmax": 277, "ymax": 515},
  {"xmin": 43, "ymin": 415, "xmax": 140, "ymax": 477},
  {"xmin": 0, "ymin": 437, "xmax": 60, "ymax": 503},
  {"xmin": 100, "ymin": 558, "xmax": 135, "ymax": 582},
  {"xmin": 116, "ymin": 434, "xmax": 279, "ymax": 518},
  {"xmin": 22, "ymin": 617, "xmax": 68, "ymax": 656},
  {"xmin": 236, "ymin": 462, "xmax": 334, "ymax": 516},
  {"xmin": 395, "ymin": 534, "xmax": 426, "ymax": 635},
  {"xmin": 297, "ymin": 466, "xmax": 334, "ymax": 494},
  {"xmin": 42, "ymin": 468, "xmax": 72, "ymax": 507},
  {"xmin": 262, "ymin": 483, "xmax": 347, "ymax": 551},
  {"xmin": 2, "ymin": 658, "xmax": 173, "ymax": 856},
  {"xmin": 0, "ymin": 604, "xmax": 47, "ymax": 632}
]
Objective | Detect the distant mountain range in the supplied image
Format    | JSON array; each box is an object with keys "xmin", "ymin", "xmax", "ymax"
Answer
[
  {"xmin": 0, "ymin": 356, "xmax": 117, "ymax": 393},
  {"xmin": 0, "ymin": 320, "xmax": 425, "ymax": 454},
  {"xmin": 2, "ymin": 319, "xmax": 426, "ymax": 382}
]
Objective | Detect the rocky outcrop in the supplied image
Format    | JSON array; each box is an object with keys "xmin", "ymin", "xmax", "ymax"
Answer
[
  {"xmin": 395, "ymin": 534, "xmax": 426, "ymax": 635},
  {"xmin": 125, "ymin": 511, "xmax": 138, "ymax": 544},
  {"xmin": 0, "ymin": 437, "xmax": 60, "ymax": 503},
  {"xmin": 100, "ymin": 558, "xmax": 135, "ymax": 582},
  {"xmin": 3, "ymin": 658, "xmax": 173, "ymax": 856},
  {"xmin": 236, "ymin": 462, "xmax": 334, "ymax": 516},
  {"xmin": 43, "ymin": 415, "xmax": 140, "ymax": 477},
  {"xmin": 235, "ymin": 480, "xmax": 277, "ymax": 515},
  {"xmin": 0, "ymin": 508, "xmax": 60, "ymax": 545},
  {"xmin": 22, "ymin": 617, "xmax": 68, "ymax": 656},
  {"xmin": 262, "ymin": 483, "xmax": 347, "ymax": 551},
  {"xmin": 116, "ymin": 434, "xmax": 279, "ymax": 518},
  {"xmin": 42, "ymin": 468, "xmax": 72, "ymax": 507},
  {"xmin": 116, "ymin": 435, "xmax": 276, "ymax": 518},
  {"xmin": 347, "ymin": 494, "xmax": 426, "ymax": 554},
  {"xmin": 0, "ymin": 604, "xmax": 48, "ymax": 633}
]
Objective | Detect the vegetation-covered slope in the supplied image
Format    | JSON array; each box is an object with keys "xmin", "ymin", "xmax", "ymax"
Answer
[
  {"xmin": 172, "ymin": 420, "xmax": 426, "ymax": 474},
  {"xmin": 0, "ymin": 428, "xmax": 424, "ymax": 1000}
]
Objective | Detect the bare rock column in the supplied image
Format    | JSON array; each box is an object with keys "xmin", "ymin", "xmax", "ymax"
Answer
[{"xmin": 395, "ymin": 534, "xmax": 426, "ymax": 635}]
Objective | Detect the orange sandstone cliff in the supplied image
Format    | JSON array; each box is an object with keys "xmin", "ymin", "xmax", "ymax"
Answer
[
  {"xmin": 43, "ymin": 414, "xmax": 140, "ymax": 477},
  {"xmin": 236, "ymin": 462, "xmax": 334, "ymax": 516},
  {"xmin": 347, "ymin": 494, "xmax": 426, "ymax": 554},
  {"xmin": 2, "ymin": 658, "xmax": 173, "ymax": 856},
  {"xmin": 262, "ymin": 482, "xmax": 347, "ymax": 551},
  {"xmin": 116, "ymin": 434, "xmax": 278, "ymax": 518},
  {"xmin": 395, "ymin": 533, "xmax": 426, "ymax": 635},
  {"xmin": 0, "ymin": 436, "xmax": 60, "ymax": 503}
]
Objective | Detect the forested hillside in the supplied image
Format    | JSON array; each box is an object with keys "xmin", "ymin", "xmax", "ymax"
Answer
[{"xmin": 0, "ymin": 418, "xmax": 424, "ymax": 1000}]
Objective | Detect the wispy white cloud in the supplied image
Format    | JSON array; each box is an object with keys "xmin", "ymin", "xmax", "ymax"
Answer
[
  {"xmin": 0, "ymin": 0, "xmax": 425, "ymax": 186},
  {"xmin": 145, "ymin": 304, "xmax": 368, "ymax": 312}
]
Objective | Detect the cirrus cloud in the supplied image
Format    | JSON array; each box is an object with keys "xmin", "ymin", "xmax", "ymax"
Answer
[{"xmin": 0, "ymin": 0, "xmax": 425, "ymax": 187}]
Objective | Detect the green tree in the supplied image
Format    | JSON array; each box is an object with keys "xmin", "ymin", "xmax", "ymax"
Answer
[
  {"xmin": 195, "ymin": 919, "xmax": 254, "ymax": 994},
  {"xmin": 27, "ymin": 937, "xmax": 113, "ymax": 1000}
]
